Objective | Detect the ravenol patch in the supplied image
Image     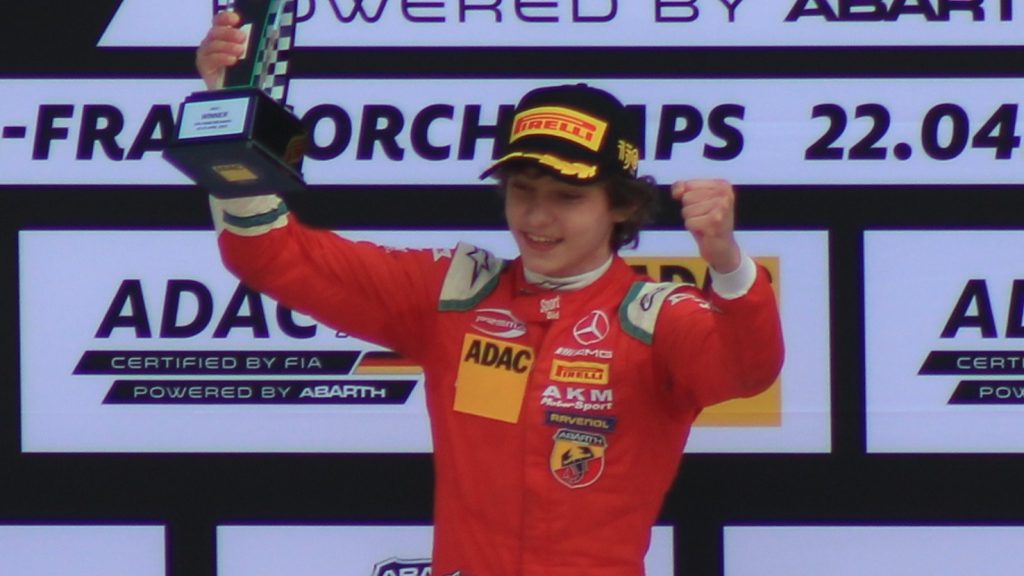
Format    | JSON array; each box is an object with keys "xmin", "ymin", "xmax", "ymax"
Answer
[
  {"xmin": 550, "ymin": 428, "xmax": 607, "ymax": 489},
  {"xmin": 510, "ymin": 106, "xmax": 608, "ymax": 152},
  {"xmin": 545, "ymin": 410, "xmax": 617, "ymax": 433}
]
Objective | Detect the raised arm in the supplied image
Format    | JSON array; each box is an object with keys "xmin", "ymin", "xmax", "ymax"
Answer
[{"xmin": 657, "ymin": 179, "xmax": 784, "ymax": 408}]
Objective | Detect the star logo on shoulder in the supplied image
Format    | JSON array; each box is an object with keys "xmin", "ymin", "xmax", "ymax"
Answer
[{"xmin": 466, "ymin": 247, "xmax": 496, "ymax": 286}]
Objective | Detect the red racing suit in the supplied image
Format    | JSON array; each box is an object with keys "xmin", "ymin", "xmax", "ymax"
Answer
[{"xmin": 212, "ymin": 195, "xmax": 784, "ymax": 576}]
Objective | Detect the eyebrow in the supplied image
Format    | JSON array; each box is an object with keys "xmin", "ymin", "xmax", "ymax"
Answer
[{"xmin": 507, "ymin": 177, "xmax": 537, "ymax": 192}]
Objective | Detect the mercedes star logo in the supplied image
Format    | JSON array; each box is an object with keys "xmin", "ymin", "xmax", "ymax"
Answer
[{"xmin": 573, "ymin": 311, "xmax": 610, "ymax": 345}]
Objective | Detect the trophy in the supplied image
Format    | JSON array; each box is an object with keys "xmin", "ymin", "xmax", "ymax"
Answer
[{"xmin": 164, "ymin": 0, "xmax": 306, "ymax": 197}]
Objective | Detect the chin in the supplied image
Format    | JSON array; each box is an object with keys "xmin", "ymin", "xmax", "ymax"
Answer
[{"xmin": 521, "ymin": 256, "xmax": 565, "ymax": 277}]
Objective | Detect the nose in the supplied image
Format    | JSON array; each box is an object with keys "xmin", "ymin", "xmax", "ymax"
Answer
[{"xmin": 522, "ymin": 196, "xmax": 554, "ymax": 227}]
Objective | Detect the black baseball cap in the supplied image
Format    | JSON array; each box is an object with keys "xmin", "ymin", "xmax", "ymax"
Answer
[{"xmin": 479, "ymin": 83, "xmax": 641, "ymax": 183}]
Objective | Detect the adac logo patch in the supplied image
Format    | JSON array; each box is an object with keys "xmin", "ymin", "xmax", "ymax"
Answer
[
  {"xmin": 454, "ymin": 334, "xmax": 534, "ymax": 423},
  {"xmin": 550, "ymin": 359, "xmax": 609, "ymax": 385},
  {"xmin": 462, "ymin": 335, "xmax": 533, "ymax": 373},
  {"xmin": 550, "ymin": 429, "xmax": 606, "ymax": 489},
  {"xmin": 511, "ymin": 106, "xmax": 608, "ymax": 152}
]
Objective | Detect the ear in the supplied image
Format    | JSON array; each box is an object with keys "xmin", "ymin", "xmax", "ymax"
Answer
[
  {"xmin": 610, "ymin": 202, "xmax": 636, "ymax": 224},
  {"xmin": 603, "ymin": 183, "xmax": 633, "ymax": 224}
]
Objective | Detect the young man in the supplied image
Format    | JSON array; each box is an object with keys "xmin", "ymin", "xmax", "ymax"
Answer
[{"xmin": 199, "ymin": 12, "xmax": 783, "ymax": 576}]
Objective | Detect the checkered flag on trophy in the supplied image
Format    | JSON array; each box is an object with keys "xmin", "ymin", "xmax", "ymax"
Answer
[{"xmin": 217, "ymin": 0, "xmax": 298, "ymax": 104}]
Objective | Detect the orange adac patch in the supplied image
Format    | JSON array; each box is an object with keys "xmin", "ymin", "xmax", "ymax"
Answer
[
  {"xmin": 453, "ymin": 334, "xmax": 534, "ymax": 423},
  {"xmin": 511, "ymin": 106, "xmax": 608, "ymax": 151}
]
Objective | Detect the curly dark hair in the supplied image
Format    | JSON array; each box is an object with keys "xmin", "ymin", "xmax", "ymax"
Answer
[
  {"xmin": 605, "ymin": 172, "xmax": 659, "ymax": 250},
  {"xmin": 495, "ymin": 163, "xmax": 660, "ymax": 251}
]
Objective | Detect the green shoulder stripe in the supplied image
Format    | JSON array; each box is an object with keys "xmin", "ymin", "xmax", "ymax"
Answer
[{"xmin": 619, "ymin": 281, "xmax": 688, "ymax": 345}]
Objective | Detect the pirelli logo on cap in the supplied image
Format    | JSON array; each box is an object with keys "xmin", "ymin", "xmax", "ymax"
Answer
[
  {"xmin": 511, "ymin": 106, "xmax": 608, "ymax": 152},
  {"xmin": 550, "ymin": 359, "xmax": 609, "ymax": 385}
]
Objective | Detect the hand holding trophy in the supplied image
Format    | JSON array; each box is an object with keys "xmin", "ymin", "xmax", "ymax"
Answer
[{"xmin": 164, "ymin": 0, "xmax": 307, "ymax": 198}]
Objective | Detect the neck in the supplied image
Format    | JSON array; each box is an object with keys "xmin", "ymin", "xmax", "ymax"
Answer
[{"xmin": 523, "ymin": 256, "xmax": 614, "ymax": 291}]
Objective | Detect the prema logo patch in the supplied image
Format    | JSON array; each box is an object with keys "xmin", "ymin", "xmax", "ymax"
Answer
[{"xmin": 471, "ymin": 308, "xmax": 527, "ymax": 339}]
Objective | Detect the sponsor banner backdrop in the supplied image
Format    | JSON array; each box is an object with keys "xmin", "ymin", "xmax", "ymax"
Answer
[
  {"xmin": 0, "ymin": 80, "xmax": 196, "ymax": 185},
  {"xmin": 0, "ymin": 525, "xmax": 165, "ymax": 576},
  {"xmin": 218, "ymin": 524, "xmax": 673, "ymax": 576},
  {"xmin": 2, "ymin": 78, "xmax": 1024, "ymax": 186},
  {"xmin": 20, "ymin": 229, "xmax": 828, "ymax": 453},
  {"xmin": 866, "ymin": 231, "xmax": 1024, "ymax": 453},
  {"xmin": 100, "ymin": 0, "xmax": 1023, "ymax": 48},
  {"xmin": 725, "ymin": 525, "xmax": 1024, "ymax": 576}
]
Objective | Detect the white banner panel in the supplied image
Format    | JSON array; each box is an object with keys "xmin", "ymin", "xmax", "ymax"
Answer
[
  {"xmin": 2, "ymin": 78, "xmax": 1023, "ymax": 186},
  {"xmin": 866, "ymin": 231, "xmax": 1024, "ymax": 453},
  {"xmin": 0, "ymin": 79, "xmax": 195, "ymax": 185},
  {"xmin": 218, "ymin": 524, "xmax": 673, "ymax": 576},
  {"xmin": 99, "ymin": 0, "xmax": 1023, "ymax": 47},
  {"xmin": 0, "ymin": 525, "xmax": 165, "ymax": 576},
  {"xmin": 20, "ymin": 229, "xmax": 433, "ymax": 453},
  {"xmin": 20, "ymin": 229, "xmax": 828, "ymax": 453},
  {"xmin": 725, "ymin": 525, "xmax": 1024, "ymax": 576}
]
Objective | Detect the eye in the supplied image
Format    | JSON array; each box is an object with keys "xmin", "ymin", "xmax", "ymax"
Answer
[{"xmin": 506, "ymin": 178, "xmax": 533, "ymax": 195}]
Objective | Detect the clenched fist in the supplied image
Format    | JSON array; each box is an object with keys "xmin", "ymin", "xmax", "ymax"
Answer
[{"xmin": 671, "ymin": 179, "xmax": 742, "ymax": 274}]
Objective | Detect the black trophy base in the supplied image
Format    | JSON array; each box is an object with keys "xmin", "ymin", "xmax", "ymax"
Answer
[{"xmin": 164, "ymin": 88, "xmax": 307, "ymax": 198}]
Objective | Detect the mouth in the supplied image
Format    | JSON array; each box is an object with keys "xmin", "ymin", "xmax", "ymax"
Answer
[{"xmin": 522, "ymin": 232, "xmax": 562, "ymax": 249}]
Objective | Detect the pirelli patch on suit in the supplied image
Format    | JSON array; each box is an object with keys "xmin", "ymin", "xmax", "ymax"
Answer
[
  {"xmin": 454, "ymin": 334, "xmax": 535, "ymax": 423},
  {"xmin": 549, "ymin": 359, "xmax": 609, "ymax": 385}
]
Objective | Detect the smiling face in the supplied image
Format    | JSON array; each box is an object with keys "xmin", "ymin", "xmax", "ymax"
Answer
[{"xmin": 504, "ymin": 169, "xmax": 628, "ymax": 278}]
